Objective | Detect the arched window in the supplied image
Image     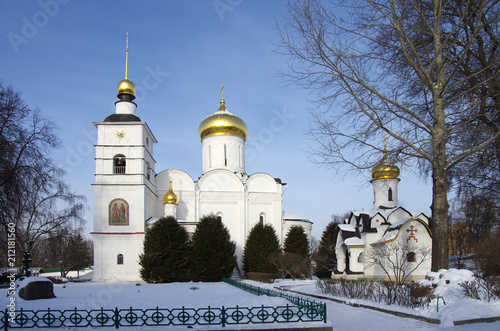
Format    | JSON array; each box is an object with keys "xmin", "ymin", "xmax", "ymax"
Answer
[
  {"xmin": 113, "ymin": 154, "xmax": 126, "ymax": 174},
  {"xmin": 117, "ymin": 254, "xmax": 124, "ymax": 265},
  {"xmin": 407, "ymin": 252, "xmax": 416, "ymax": 262},
  {"xmin": 358, "ymin": 252, "xmax": 365, "ymax": 263},
  {"xmin": 217, "ymin": 212, "xmax": 223, "ymax": 223},
  {"xmin": 259, "ymin": 213, "xmax": 265, "ymax": 225},
  {"xmin": 388, "ymin": 188, "xmax": 393, "ymax": 201}
]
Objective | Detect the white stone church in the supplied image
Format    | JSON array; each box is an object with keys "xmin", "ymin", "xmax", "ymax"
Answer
[
  {"xmin": 334, "ymin": 153, "xmax": 432, "ymax": 281},
  {"xmin": 91, "ymin": 51, "xmax": 312, "ymax": 281}
]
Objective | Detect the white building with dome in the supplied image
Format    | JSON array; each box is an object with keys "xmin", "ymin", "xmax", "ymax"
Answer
[
  {"xmin": 334, "ymin": 153, "xmax": 432, "ymax": 281},
  {"xmin": 91, "ymin": 44, "xmax": 312, "ymax": 281}
]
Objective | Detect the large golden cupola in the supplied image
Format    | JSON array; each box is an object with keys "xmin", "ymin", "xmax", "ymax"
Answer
[{"xmin": 198, "ymin": 85, "xmax": 247, "ymax": 141}]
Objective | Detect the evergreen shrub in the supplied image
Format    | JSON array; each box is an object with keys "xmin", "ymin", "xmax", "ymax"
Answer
[
  {"xmin": 139, "ymin": 216, "xmax": 190, "ymax": 283},
  {"xmin": 189, "ymin": 213, "xmax": 237, "ymax": 282}
]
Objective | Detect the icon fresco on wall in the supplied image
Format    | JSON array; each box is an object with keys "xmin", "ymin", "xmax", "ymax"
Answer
[{"xmin": 109, "ymin": 198, "xmax": 129, "ymax": 225}]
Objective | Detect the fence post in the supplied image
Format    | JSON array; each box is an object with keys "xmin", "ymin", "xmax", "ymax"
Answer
[
  {"xmin": 323, "ymin": 303, "xmax": 327, "ymax": 323},
  {"xmin": 114, "ymin": 307, "xmax": 120, "ymax": 329},
  {"xmin": 221, "ymin": 306, "xmax": 226, "ymax": 328},
  {"xmin": 3, "ymin": 308, "xmax": 8, "ymax": 331}
]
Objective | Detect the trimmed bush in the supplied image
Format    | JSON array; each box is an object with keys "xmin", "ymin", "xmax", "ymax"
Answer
[
  {"xmin": 139, "ymin": 216, "xmax": 190, "ymax": 283},
  {"xmin": 284, "ymin": 225, "xmax": 309, "ymax": 257},
  {"xmin": 189, "ymin": 214, "xmax": 237, "ymax": 282},
  {"xmin": 243, "ymin": 223, "xmax": 281, "ymax": 274}
]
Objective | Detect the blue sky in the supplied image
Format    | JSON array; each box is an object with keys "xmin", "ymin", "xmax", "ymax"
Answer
[{"xmin": 0, "ymin": 0, "xmax": 432, "ymax": 240}]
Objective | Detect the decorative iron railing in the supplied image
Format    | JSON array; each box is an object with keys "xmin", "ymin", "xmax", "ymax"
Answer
[
  {"xmin": 2, "ymin": 303, "xmax": 324, "ymax": 329},
  {"xmin": 222, "ymin": 277, "xmax": 327, "ymax": 319}
]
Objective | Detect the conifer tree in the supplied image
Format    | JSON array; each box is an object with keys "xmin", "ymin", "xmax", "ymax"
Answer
[
  {"xmin": 284, "ymin": 225, "xmax": 309, "ymax": 257},
  {"xmin": 313, "ymin": 222, "xmax": 339, "ymax": 278},
  {"xmin": 188, "ymin": 214, "xmax": 236, "ymax": 282},
  {"xmin": 243, "ymin": 222, "xmax": 281, "ymax": 274},
  {"xmin": 139, "ymin": 216, "xmax": 190, "ymax": 283}
]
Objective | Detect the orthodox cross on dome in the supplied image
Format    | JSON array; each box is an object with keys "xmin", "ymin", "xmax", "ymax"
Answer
[
  {"xmin": 221, "ymin": 82, "xmax": 224, "ymax": 99},
  {"xmin": 406, "ymin": 225, "xmax": 418, "ymax": 242},
  {"xmin": 125, "ymin": 31, "xmax": 130, "ymax": 79}
]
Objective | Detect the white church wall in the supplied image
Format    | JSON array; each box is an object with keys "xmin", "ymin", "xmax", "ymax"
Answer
[
  {"xmin": 92, "ymin": 233, "xmax": 144, "ymax": 282},
  {"xmin": 246, "ymin": 173, "xmax": 280, "ymax": 192},
  {"xmin": 201, "ymin": 135, "xmax": 245, "ymax": 173},
  {"xmin": 198, "ymin": 169, "xmax": 244, "ymax": 193},
  {"xmin": 372, "ymin": 178, "xmax": 400, "ymax": 209},
  {"xmin": 386, "ymin": 208, "xmax": 413, "ymax": 225}
]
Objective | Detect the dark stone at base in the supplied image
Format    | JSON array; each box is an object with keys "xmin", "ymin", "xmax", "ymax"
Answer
[{"xmin": 19, "ymin": 280, "xmax": 56, "ymax": 300}]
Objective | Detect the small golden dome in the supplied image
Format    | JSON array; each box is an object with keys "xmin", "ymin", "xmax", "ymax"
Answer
[
  {"xmin": 163, "ymin": 181, "xmax": 178, "ymax": 204},
  {"xmin": 371, "ymin": 155, "xmax": 400, "ymax": 180},
  {"xmin": 117, "ymin": 78, "xmax": 136, "ymax": 96},
  {"xmin": 198, "ymin": 98, "xmax": 248, "ymax": 140}
]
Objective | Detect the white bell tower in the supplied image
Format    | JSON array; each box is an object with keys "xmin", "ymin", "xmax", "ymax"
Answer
[{"xmin": 92, "ymin": 33, "xmax": 157, "ymax": 281}]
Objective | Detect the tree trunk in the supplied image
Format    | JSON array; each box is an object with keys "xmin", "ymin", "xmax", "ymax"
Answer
[{"xmin": 431, "ymin": 94, "xmax": 450, "ymax": 271}]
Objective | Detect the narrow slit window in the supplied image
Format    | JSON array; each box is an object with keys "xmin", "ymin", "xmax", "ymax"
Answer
[
  {"xmin": 224, "ymin": 144, "xmax": 227, "ymax": 166},
  {"xmin": 388, "ymin": 188, "xmax": 393, "ymax": 201}
]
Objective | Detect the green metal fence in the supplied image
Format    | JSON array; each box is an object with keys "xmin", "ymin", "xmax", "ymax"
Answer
[
  {"xmin": 2, "ymin": 281, "xmax": 326, "ymax": 329},
  {"xmin": 2, "ymin": 305, "xmax": 324, "ymax": 329},
  {"xmin": 222, "ymin": 277, "xmax": 327, "ymax": 319}
]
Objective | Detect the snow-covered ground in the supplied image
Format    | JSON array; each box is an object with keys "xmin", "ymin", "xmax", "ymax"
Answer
[
  {"xmin": 253, "ymin": 269, "xmax": 500, "ymax": 330},
  {"xmin": 1, "ymin": 269, "xmax": 499, "ymax": 330}
]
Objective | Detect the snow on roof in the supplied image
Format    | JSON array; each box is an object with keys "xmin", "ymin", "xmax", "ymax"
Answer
[
  {"xmin": 388, "ymin": 217, "xmax": 413, "ymax": 230},
  {"xmin": 344, "ymin": 237, "xmax": 365, "ymax": 246},
  {"xmin": 372, "ymin": 229, "xmax": 398, "ymax": 244},
  {"xmin": 338, "ymin": 223, "xmax": 356, "ymax": 232},
  {"xmin": 282, "ymin": 211, "xmax": 309, "ymax": 221}
]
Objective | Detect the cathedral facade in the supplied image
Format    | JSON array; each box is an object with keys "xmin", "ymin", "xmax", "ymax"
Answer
[{"xmin": 91, "ymin": 50, "xmax": 312, "ymax": 281}]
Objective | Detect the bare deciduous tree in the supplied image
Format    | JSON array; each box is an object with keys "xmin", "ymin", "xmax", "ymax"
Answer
[
  {"xmin": 277, "ymin": 0, "xmax": 500, "ymax": 270},
  {"xmin": 0, "ymin": 83, "xmax": 85, "ymax": 268},
  {"xmin": 270, "ymin": 252, "xmax": 310, "ymax": 280},
  {"xmin": 366, "ymin": 241, "xmax": 431, "ymax": 283}
]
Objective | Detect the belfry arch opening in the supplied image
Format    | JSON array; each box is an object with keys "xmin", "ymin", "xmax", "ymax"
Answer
[{"xmin": 113, "ymin": 154, "xmax": 126, "ymax": 174}]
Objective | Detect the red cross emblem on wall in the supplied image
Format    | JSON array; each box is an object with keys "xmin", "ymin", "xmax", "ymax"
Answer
[{"xmin": 406, "ymin": 225, "xmax": 418, "ymax": 242}]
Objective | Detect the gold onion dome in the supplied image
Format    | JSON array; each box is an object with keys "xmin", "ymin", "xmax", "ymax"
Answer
[
  {"xmin": 163, "ymin": 181, "xmax": 178, "ymax": 204},
  {"xmin": 371, "ymin": 154, "xmax": 400, "ymax": 180},
  {"xmin": 198, "ymin": 98, "xmax": 248, "ymax": 140},
  {"xmin": 117, "ymin": 78, "xmax": 136, "ymax": 96}
]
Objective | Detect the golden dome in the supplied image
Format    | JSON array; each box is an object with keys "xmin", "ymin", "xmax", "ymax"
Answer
[
  {"xmin": 163, "ymin": 181, "xmax": 178, "ymax": 204},
  {"xmin": 117, "ymin": 78, "xmax": 136, "ymax": 96},
  {"xmin": 198, "ymin": 98, "xmax": 248, "ymax": 140},
  {"xmin": 371, "ymin": 155, "xmax": 400, "ymax": 180}
]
